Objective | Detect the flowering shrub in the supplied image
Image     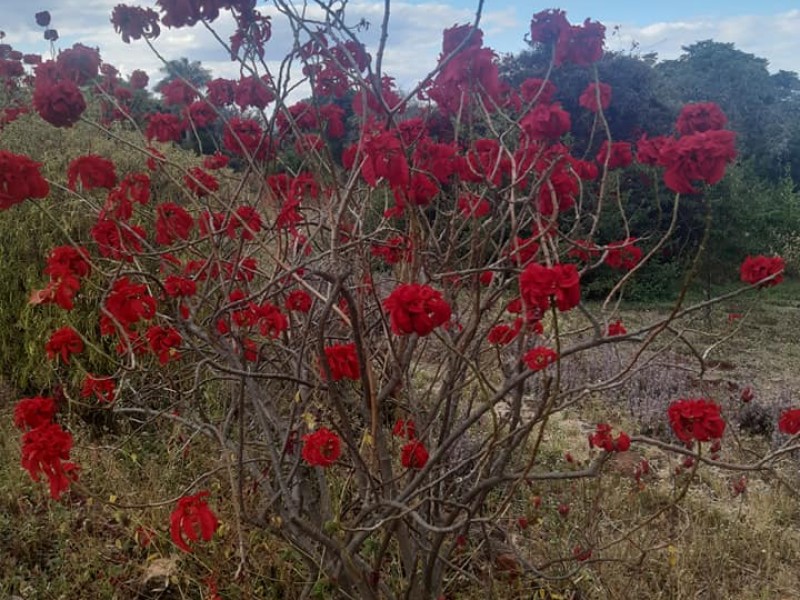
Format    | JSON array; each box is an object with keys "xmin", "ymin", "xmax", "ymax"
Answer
[{"xmin": 0, "ymin": 3, "xmax": 795, "ymax": 598}]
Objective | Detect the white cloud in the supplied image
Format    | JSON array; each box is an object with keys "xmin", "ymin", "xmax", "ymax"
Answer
[{"xmin": 608, "ymin": 10, "xmax": 800, "ymax": 73}]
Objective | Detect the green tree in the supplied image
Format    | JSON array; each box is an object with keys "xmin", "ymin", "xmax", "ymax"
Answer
[{"xmin": 154, "ymin": 57, "xmax": 212, "ymax": 91}]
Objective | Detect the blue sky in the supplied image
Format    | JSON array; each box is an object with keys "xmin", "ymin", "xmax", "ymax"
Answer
[{"xmin": 2, "ymin": 0, "xmax": 800, "ymax": 89}]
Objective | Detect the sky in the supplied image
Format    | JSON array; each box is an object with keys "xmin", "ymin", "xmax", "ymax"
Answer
[{"xmin": 2, "ymin": 0, "xmax": 800, "ymax": 91}]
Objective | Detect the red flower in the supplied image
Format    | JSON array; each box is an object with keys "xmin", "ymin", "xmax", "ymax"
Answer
[
  {"xmin": 130, "ymin": 69, "xmax": 150, "ymax": 89},
  {"xmin": 606, "ymin": 320, "xmax": 627, "ymax": 336},
  {"xmin": 81, "ymin": 375, "xmax": 116, "ymax": 403},
  {"xmin": 383, "ymin": 283, "xmax": 452, "ymax": 337},
  {"xmin": 67, "ymin": 155, "xmax": 117, "ymax": 191},
  {"xmin": 676, "ymin": 102, "xmax": 727, "ymax": 136},
  {"xmin": 554, "ymin": 20, "xmax": 605, "ymax": 67},
  {"xmin": 164, "ymin": 275, "xmax": 197, "ymax": 298},
  {"xmin": 488, "ymin": 321, "xmax": 522, "ymax": 346},
  {"xmin": 521, "ymin": 102, "xmax": 571, "ymax": 140},
  {"xmin": 667, "ymin": 398, "xmax": 726, "ymax": 444},
  {"xmin": 235, "ymin": 75, "xmax": 275, "ymax": 110},
  {"xmin": 227, "ymin": 206, "xmax": 262, "ymax": 240},
  {"xmin": 519, "ymin": 262, "xmax": 581, "ymax": 314},
  {"xmin": 596, "ymin": 141, "xmax": 633, "ymax": 170},
  {"xmin": 392, "ymin": 419, "xmax": 417, "ymax": 440},
  {"xmin": 0, "ymin": 150, "xmax": 50, "ymax": 210},
  {"xmin": 359, "ymin": 130, "xmax": 409, "ymax": 188},
  {"xmin": 102, "ymin": 276, "xmax": 156, "ymax": 332},
  {"xmin": 371, "ymin": 236, "xmax": 412, "ymax": 265},
  {"xmin": 604, "ymin": 239, "xmax": 642, "ymax": 271},
  {"xmin": 530, "ymin": 9, "xmax": 570, "ymax": 45},
  {"xmin": 146, "ymin": 325, "xmax": 182, "ymax": 364},
  {"xmin": 636, "ymin": 134, "xmax": 671, "ymax": 166},
  {"xmin": 35, "ymin": 11, "xmax": 51, "ymax": 27},
  {"xmin": 302, "ymin": 427, "xmax": 341, "ymax": 467},
  {"xmin": 55, "ymin": 43, "xmax": 101, "ymax": 85},
  {"xmin": 520, "ymin": 77, "xmax": 558, "ymax": 104},
  {"xmin": 14, "ymin": 396, "xmax": 57, "ymax": 430},
  {"xmin": 588, "ymin": 423, "xmax": 630, "ymax": 452},
  {"xmin": 91, "ymin": 218, "xmax": 146, "ymax": 261},
  {"xmin": 579, "ymin": 82, "xmax": 611, "ymax": 112},
  {"xmin": 740, "ymin": 255, "xmax": 784, "ymax": 287},
  {"xmin": 206, "ymin": 78, "xmax": 236, "ymax": 107},
  {"xmin": 256, "ymin": 302, "xmax": 288, "ymax": 338},
  {"xmin": 778, "ymin": 408, "xmax": 800, "ymax": 436},
  {"xmin": 184, "ymin": 167, "xmax": 218, "ymax": 197},
  {"xmin": 145, "ymin": 112, "xmax": 184, "ymax": 142},
  {"xmin": 20, "ymin": 422, "xmax": 79, "ymax": 499},
  {"xmin": 523, "ymin": 346, "xmax": 558, "ymax": 371},
  {"xmin": 322, "ymin": 342, "xmax": 360, "ymax": 381},
  {"xmin": 160, "ymin": 79, "xmax": 197, "ymax": 106},
  {"xmin": 155, "ymin": 202, "xmax": 193, "ymax": 245},
  {"xmin": 285, "ymin": 289, "xmax": 312, "ymax": 313},
  {"xmin": 457, "ymin": 193, "xmax": 490, "ymax": 218},
  {"xmin": 45, "ymin": 326, "xmax": 84, "ymax": 364},
  {"xmin": 157, "ymin": 0, "xmax": 223, "ymax": 28},
  {"xmin": 203, "ymin": 151, "xmax": 229, "ymax": 170},
  {"xmin": 169, "ymin": 491, "xmax": 219, "ymax": 553},
  {"xmin": 223, "ymin": 117, "xmax": 268, "ymax": 160},
  {"xmin": 401, "ymin": 440, "xmax": 429, "ymax": 469},
  {"xmin": 33, "ymin": 78, "xmax": 86, "ymax": 128},
  {"xmin": 659, "ymin": 130, "xmax": 737, "ymax": 194}
]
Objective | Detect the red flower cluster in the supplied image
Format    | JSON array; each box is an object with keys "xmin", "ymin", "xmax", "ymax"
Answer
[
  {"xmin": 660, "ymin": 130, "xmax": 737, "ymax": 194},
  {"xmin": 488, "ymin": 320, "xmax": 522, "ymax": 346},
  {"xmin": 606, "ymin": 320, "xmax": 627, "ymax": 336},
  {"xmin": 778, "ymin": 409, "xmax": 800, "ymax": 436},
  {"xmin": 14, "ymin": 396, "xmax": 57, "ymax": 430},
  {"xmin": 0, "ymin": 150, "xmax": 50, "ymax": 210},
  {"xmin": 529, "ymin": 9, "xmax": 605, "ymax": 67},
  {"xmin": 604, "ymin": 239, "xmax": 642, "ymax": 271},
  {"xmin": 322, "ymin": 342, "xmax": 360, "ymax": 381},
  {"xmin": 285, "ymin": 289, "xmax": 312, "ymax": 313},
  {"xmin": 101, "ymin": 276, "xmax": 156, "ymax": 334},
  {"xmin": 81, "ymin": 374, "xmax": 116, "ymax": 403},
  {"xmin": 392, "ymin": 419, "xmax": 417, "ymax": 440},
  {"xmin": 401, "ymin": 441, "xmax": 429, "ymax": 469},
  {"xmin": 146, "ymin": 325, "xmax": 182, "ymax": 364},
  {"xmin": 146, "ymin": 112, "xmax": 184, "ymax": 142},
  {"xmin": 67, "ymin": 155, "xmax": 117, "ymax": 191},
  {"xmin": 169, "ymin": 491, "xmax": 219, "ymax": 553},
  {"xmin": 676, "ymin": 102, "xmax": 728, "ymax": 135},
  {"xmin": 371, "ymin": 236, "xmax": 412, "ymax": 265},
  {"xmin": 667, "ymin": 398, "xmax": 726, "ymax": 444},
  {"xmin": 427, "ymin": 24, "xmax": 502, "ymax": 118},
  {"xmin": 45, "ymin": 326, "xmax": 84, "ymax": 364},
  {"xmin": 184, "ymin": 167, "xmax": 218, "ymax": 197},
  {"xmin": 588, "ymin": 423, "xmax": 631, "ymax": 452},
  {"xmin": 740, "ymin": 255, "xmax": 784, "ymax": 287},
  {"xmin": 111, "ymin": 5, "xmax": 161, "ymax": 44},
  {"xmin": 20, "ymin": 422, "xmax": 79, "ymax": 499},
  {"xmin": 523, "ymin": 346, "xmax": 558, "ymax": 371},
  {"xmin": 302, "ymin": 427, "xmax": 341, "ymax": 467},
  {"xmin": 32, "ymin": 61, "xmax": 86, "ymax": 127},
  {"xmin": 223, "ymin": 117, "xmax": 269, "ymax": 160},
  {"xmin": 30, "ymin": 245, "xmax": 91, "ymax": 311},
  {"xmin": 155, "ymin": 202, "xmax": 194, "ymax": 245},
  {"xmin": 519, "ymin": 262, "xmax": 581, "ymax": 314},
  {"xmin": 383, "ymin": 284, "xmax": 452, "ymax": 336},
  {"xmin": 579, "ymin": 82, "xmax": 611, "ymax": 112},
  {"xmin": 596, "ymin": 141, "xmax": 633, "ymax": 170}
]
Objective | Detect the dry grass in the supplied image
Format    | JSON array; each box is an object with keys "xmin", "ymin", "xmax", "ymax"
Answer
[{"xmin": 2, "ymin": 282, "xmax": 800, "ymax": 599}]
